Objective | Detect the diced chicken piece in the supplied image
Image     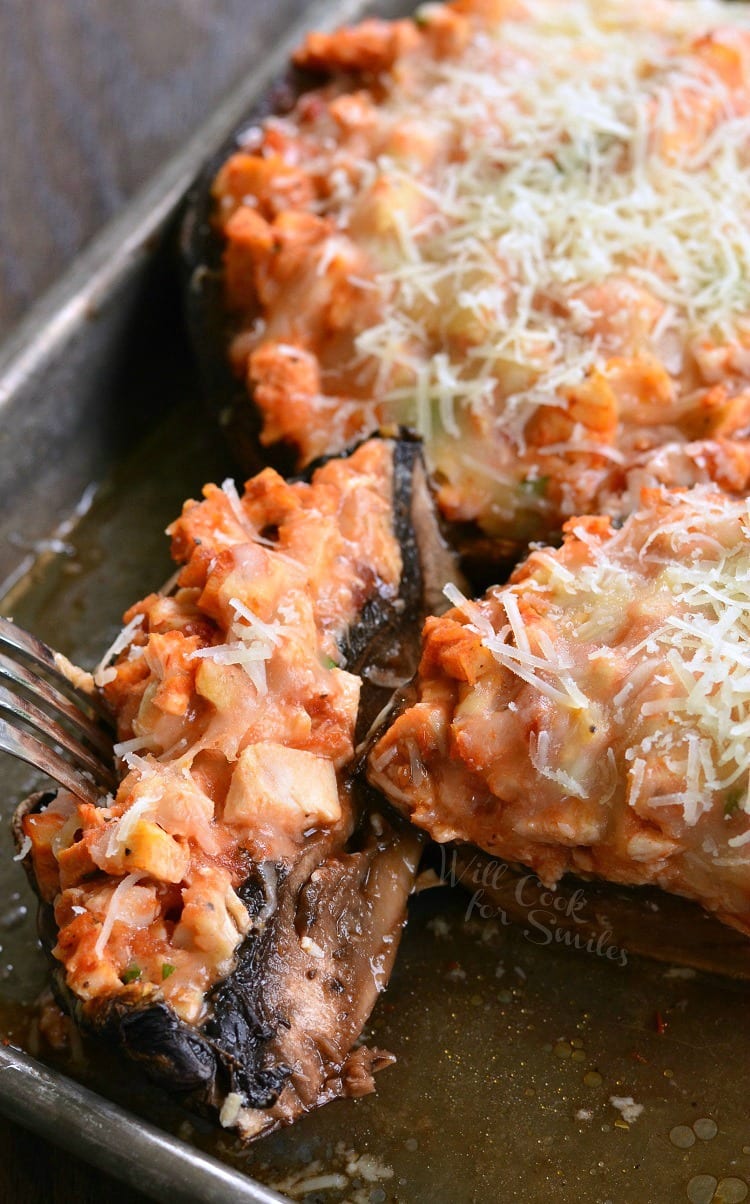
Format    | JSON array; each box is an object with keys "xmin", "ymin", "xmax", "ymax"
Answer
[
  {"xmin": 212, "ymin": 153, "xmax": 316, "ymax": 226},
  {"xmin": 173, "ymin": 869, "xmax": 250, "ymax": 973},
  {"xmin": 93, "ymin": 821, "xmax": 189, "ymax": 884},
  {"xmin": 293, "ymin": 19, "xmax": 421, "ymax": 74},
  {"xmin": 224, "ymin": 743, "xmax": 341, "ymax": 856}
]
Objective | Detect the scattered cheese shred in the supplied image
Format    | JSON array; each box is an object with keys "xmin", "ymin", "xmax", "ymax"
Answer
[
  {"xmin": 609, "ymin": 1095, "xmax": 644, "ymax": 1124},
  {"xmin": 445, "ymin": 487, "xmax": 750, "ymax": 835},
  {"xmin": 93, "ymin": 614, "xmax": 144, "ymax": 688},
  {"xmin": 641, "ymin": 513, "xmax": 750, "ymax": 822},
  {"xmin": 220, "ymin": 479, "xmax": 276, "ymax": 547},
  {"xmin": 189, "ymin": 596, "xmax": 285, "ymax": 695},
  {"xmin": 94, "ymin": 872, "xmax": 147, "ymax": 958},
  {"xmin": 444, "ymin": 581, "xmax": 591, "ymax": 711},
  {"xmin": 355, "ymin": 0, "xmax": 750, "ymax": 460}
]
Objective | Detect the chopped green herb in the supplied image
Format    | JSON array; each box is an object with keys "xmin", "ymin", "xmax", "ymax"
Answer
[
  {"xmin": 320, "ymin": 654, "xmax": 338, "ymax": 670},
  {"xmin": 161, "ymin": 963, "xmax": 176, "ymax": 980},
  {"xmin": 725, "ymin": 792, "xmax": 742, "ymax": 817},
  {"xmin": 121, "ymin": 965, "xmax": 141, "ymax": 984},
  {"xmin": 520, "ymin": 475, "xmax": 549, "ymax": 498}
]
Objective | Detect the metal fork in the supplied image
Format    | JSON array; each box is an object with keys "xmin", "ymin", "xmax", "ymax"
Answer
[{"xmin": 0, "ymin": 617, "xmax": 116, "ymax": 805}]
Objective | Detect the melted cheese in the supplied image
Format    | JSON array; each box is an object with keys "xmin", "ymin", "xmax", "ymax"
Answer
[
  {"xmin": 444, "ymin": 487, "xmax": 750, "ymax": 830},
  {"xmin": 354, "ymin": 0, "xmax": 750, "ymax": 454}
]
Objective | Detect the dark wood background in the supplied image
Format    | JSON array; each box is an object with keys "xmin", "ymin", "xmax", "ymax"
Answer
[{"xmin": 0, "ymin": 2, "xmax": 311, "ymax": 1199}]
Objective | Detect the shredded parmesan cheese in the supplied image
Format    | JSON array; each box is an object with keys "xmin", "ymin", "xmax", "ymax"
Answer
[
  {"xmin": 12, "ymin": 834, "xmax": 32, "ymax": 863},
  {"xmin": 444, "ymin": 487, "xmax": 750, "ymax": 833},
  {"xmin": 444, "ymin": 581, "xmax": 591, "ymax": 711},
  {"xmin": 644, "ymin": 529, "xmax": 750, "ymax": 820},
  {"xmin": 105, "ymin": 793, "xmax": 161, "ymax": 860},
  {"xmin": 220, "ymin": 479, "xmax": 276, "ymax": 547},
  {"xmin": 94, "ymin": 872, "xmax": 147, "ymax": 958},
  {"xmin": 113, "ymin": 734, "xmax": 159, "ymax": 759},
  {"xmin": 189, "ymin": 596, "xmax": 285, "ymax": 695},
  {"xmin": 93, "ymin": 614, "xmax": 144, "ymax": 688},
  {"xmin": 354, "ymin": 0, "xmax": 750, "ymax": 458}
]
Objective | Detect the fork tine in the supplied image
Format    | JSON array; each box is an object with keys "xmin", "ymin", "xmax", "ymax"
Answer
[
  {"xmin": 0, "ymin": 617, "xmax": 120, "ymax": 806},
  {"xmin": 0, "ymin": 717, "xmax": 105, "ymax": 807},
  {"xmin": 0, "ymin": 652, "xmax": 113, "ymax": 759},
  {"xmin": 0, "ymin": 685, "xmax": 117, "ymax": 794},
  {"xmin": 0, "ymin": 617, "xmax": 111, "ymax": 723}
]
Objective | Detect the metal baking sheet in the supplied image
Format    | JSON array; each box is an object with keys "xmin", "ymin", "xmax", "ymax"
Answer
[{"xmin": 1, "ymin": 2, "xmax": 750, "ymax": 1202}]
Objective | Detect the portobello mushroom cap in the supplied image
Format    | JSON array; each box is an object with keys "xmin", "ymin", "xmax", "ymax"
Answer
[
  {"xmin": 179, "ymin": 63, "xmax": 520, "ymax": 578},
  {"xmin": 13, "ymin": 438, "xmax": 456, "ymax": 1138}
]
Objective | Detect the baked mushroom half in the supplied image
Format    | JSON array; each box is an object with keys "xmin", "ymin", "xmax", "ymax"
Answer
[
  {"xmin": 184, "ymin": 0, "xmax": 750, "ymax": 573},
  {"xmin": 14, "ymin": 437, "xmax": 458, "ymax": 1138},
  {"xmin": 369, "ymin": 485, "xmax": 750, "ymax": 978}
]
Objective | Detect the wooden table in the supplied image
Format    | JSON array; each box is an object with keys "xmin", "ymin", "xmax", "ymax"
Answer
[{"xmin": 0, "ymin": 2, "xmax": 309, "ymax": 1198}]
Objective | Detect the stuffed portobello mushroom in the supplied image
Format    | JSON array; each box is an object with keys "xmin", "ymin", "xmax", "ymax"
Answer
[
  {"xmin": 187, "ymin": 0, "xmax": 750, "ymax": 570},
  {"xmin": 14, "ymin": 438, "xmax": 457, "ymax": 1140}
]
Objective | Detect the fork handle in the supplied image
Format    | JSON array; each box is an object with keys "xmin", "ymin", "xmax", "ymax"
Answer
[{"xmin": 0, "ymin": 1045, "xmax": 286, "ymax": 1204}]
